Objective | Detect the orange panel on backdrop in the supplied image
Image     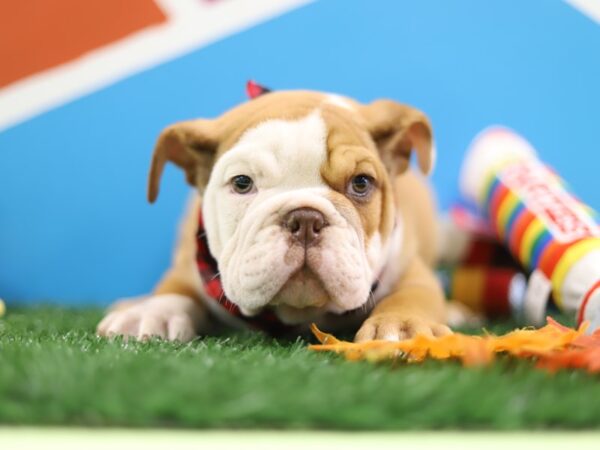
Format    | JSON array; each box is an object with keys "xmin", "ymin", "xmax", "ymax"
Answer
[{"xmin": 0, "ymin": 0, "xmax": 166, "ymax": 88}]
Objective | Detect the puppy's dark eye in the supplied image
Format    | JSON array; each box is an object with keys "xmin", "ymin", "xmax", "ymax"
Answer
[
  {"xmin": 231, "ymin": 175, "xmax": 254, "ymax": 194},
  {"xmin": 348, "ymin": 174, "xmax": 374, "ymax": 198}
]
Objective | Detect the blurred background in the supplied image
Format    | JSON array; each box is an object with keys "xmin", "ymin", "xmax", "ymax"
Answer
[{"xmin": 0, "ymin": 0, "xmax": 599, "ymax": 306}]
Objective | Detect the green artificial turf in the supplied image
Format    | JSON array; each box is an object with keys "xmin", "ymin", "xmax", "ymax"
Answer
[{"xmin": 0, "ymin": 306, "xmax": 599, "ymax": 429}]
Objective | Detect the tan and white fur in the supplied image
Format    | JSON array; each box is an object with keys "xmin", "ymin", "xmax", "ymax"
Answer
[{"xmin": 97, "ymin": 91, "xmax": 451, "ymax": 342}]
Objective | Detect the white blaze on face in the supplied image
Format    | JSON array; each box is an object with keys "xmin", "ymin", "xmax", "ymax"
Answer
[{"xmin": 201, "ymin": 111, "xmax": 382, "ymax": 319}]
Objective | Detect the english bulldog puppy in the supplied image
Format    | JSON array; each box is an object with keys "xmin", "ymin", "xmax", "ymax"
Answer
[{"xmin": 97, "ymin": 90, "xmax": 451, "ymax": 342}]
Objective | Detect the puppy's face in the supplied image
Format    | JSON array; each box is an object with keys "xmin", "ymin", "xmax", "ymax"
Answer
[{"xmin": 148, "ymin": 91, "xmax": 433, "ymax": 324}]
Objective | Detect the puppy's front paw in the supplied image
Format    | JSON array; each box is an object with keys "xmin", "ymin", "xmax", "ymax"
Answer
[
  {"xmin": 355, "ymin": 314, "xmax": 451, "ymax": 343},
  {"xmin": 96, "ymin": 294, "xmax": 204, "ymax": 342}
]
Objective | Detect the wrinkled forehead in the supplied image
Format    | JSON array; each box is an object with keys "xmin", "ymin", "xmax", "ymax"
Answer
[
  {"xmin": 221, "ymin": 112, "xmax": 327, "ymax": 190},
  {"xmin": 213, "ymin": 91, "xmax": 379, "ymax": 177}
]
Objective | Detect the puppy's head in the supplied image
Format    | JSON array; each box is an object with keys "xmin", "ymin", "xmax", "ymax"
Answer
[{"xmin": 148, "ymin": 91, "xmax": 433, "ymax": 324}]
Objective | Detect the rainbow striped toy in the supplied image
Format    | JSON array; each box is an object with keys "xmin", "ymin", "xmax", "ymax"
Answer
[{"xmin": 460, "ymin": 128, "xmax": 600, "ymax": 331}]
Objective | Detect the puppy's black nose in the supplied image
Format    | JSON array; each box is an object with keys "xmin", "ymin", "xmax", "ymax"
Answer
[{"xmin": 283, "ymin": 208, "xmax": 327, "ymax": 247}]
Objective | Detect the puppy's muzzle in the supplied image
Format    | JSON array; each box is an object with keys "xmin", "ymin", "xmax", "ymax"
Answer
[{"xmin": 283, "ymin": 207, "xmax": 327, "ymax": 247}]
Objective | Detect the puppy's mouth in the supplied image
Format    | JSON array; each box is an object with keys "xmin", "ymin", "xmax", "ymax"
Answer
[
  {"xmin": 235, "ymin": 244, "xmax": 332, "ymax": 318},
  {"xmin": 274, "ymin": 264, "xmax": 329, "ymax": 304},
  {"xmin": 270, "ymin": 266, "xmax": 330, "ymax": 324}
]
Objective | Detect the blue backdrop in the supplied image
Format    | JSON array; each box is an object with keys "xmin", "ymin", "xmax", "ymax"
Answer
[{"xmin": 1, "ymin": 0, "xmax": 599, "ymax": 305}]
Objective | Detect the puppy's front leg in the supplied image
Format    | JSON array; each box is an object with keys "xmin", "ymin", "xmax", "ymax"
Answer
[
  {"xmin": 96, "ymin": 274, "xmax": 206, "ymax": 342},
  {"xmin": 96, "ymin": 274, "xmax": 205, "ymax": 342},
  {"xmin": 355, "ymin": 257, "xmax": 451, "ymax": 342}
]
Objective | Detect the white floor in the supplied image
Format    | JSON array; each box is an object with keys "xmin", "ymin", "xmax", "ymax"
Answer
[{"xmin": 1, "ymin": 429, "xmax": 599, "ymax": 450}]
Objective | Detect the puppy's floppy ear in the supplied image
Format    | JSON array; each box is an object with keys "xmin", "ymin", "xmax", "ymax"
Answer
[
  {"xmin": 359, "ymin": 99, "xmax": 434, "ymax": 177},
  {"xmin": 147, "ymin": 119, "xmax": 218, "ymax": 203}
]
